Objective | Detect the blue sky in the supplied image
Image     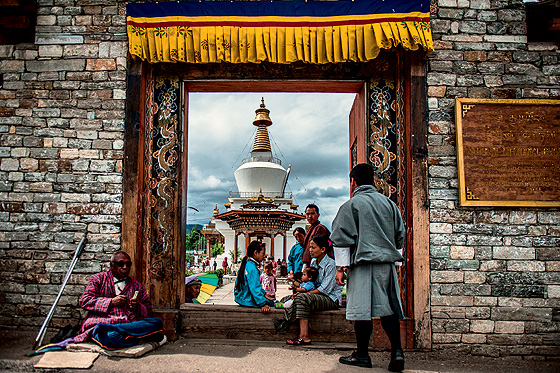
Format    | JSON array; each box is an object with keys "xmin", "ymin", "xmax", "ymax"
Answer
[{"xmin": 186, "ymin": 92, "xmax": 356, "ymax": 229}]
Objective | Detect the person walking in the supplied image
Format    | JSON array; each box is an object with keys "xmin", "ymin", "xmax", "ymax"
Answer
[
  {"xmin": 222, "ymin": 257, "xmax": 228, "ymax": 274},
  {"xmin": 280, "ymin": 259, "xmax": 288, "ymax": 277},
  {"xmin": 331, "ymin": 163, "xmax": 406, "ymax": 372}
]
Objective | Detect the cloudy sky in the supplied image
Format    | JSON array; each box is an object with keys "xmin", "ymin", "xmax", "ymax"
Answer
[{"xmin": 186, "ymin": 92, "xmax": 356, "ymax": 229}]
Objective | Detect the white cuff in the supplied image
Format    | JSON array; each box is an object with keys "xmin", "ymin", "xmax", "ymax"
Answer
[
  {"xmin": 395, "ymin": 248, "xmax": 404, "ymax": 266},
  {"xmin": 334, "ymin": 247, "xmax": 351, "ymax": 267}
]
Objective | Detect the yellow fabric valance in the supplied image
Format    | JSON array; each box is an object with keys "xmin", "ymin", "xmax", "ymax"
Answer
[{"xmin": 127, "ymin": 2, "xmax": 433, "ymax": 64}]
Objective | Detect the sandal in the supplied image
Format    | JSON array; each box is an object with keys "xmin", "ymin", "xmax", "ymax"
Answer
[{"xmin": 286, "ymin": 337, "xmax": 311, "ymax": 346}]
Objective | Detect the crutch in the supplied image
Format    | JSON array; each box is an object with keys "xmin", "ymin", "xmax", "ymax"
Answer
[{"xmin": 32, "ymin": 233, "xmax": 87, "ymax": 350}]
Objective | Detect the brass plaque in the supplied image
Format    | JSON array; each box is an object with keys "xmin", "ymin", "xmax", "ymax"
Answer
[{"xmin": 456, "ymin": 98, "xmax": 560, "ymax": 207}]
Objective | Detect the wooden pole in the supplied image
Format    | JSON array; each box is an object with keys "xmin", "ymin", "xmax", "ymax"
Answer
[
  {"xmin": 234, "ymin": 233, "xmax": 238, "ymax": 262},
  {"xmin": 270, "ymin": 232, "xmax": 275, "ymax": 257}
]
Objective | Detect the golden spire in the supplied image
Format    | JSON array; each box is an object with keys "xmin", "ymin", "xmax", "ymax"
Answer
[{"xmin": 252, "ymin": 98, "xmax": 272, "ymax": 152}]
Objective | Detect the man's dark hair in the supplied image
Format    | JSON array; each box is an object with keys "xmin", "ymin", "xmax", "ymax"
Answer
[
  {"xmin": 305, "ymin": 203, "xmax": 319, "ymax": 214},
  {"xmin": 304, "ymin": 267, "xmax": 319, "ymax": 282},
  {"xmin": 349, "ymin": 163, "xmax": 374, "ymax": 186}
]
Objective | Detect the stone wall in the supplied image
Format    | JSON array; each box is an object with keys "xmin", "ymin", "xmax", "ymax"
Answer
[
  {"xmin": 428, "ymin": 0, "xmax": 560, "ymax": 358},
  {"xmin": 0, "ymin": 0, "xmax": 127, "ymax": 329},
  {"xmin": 0, "ymin": 0, "xmax": 558, "ymax": 357}
]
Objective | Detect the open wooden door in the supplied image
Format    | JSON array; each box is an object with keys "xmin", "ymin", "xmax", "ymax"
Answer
[{"xmin": 348, "ymin": 83, "xmax": 367, "ymax": 169}]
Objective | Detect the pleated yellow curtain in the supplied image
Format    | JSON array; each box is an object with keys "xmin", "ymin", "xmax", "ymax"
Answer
[{"xmin": 128, "ymin": 21, "xmax": 433, "ymax": 64}]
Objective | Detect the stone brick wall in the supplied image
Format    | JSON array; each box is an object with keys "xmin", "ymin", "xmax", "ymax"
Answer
[
  {"xmin": 428, "ymin": 0, "xmax": 560, "ymax": 357},
  {"xmin": 0, "ymin": 0, "xmax": 558, "ymax": 357},
  {"xmin": 0, "ymin": 0, "xmax": 127, "ymax": 329}
]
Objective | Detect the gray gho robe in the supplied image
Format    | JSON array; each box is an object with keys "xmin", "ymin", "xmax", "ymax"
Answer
[
  {"xmin": 331, "ymin": 184, "xmax": 405, "ymax": 319},
  {"xmin": 330, "ymin": 185, "xmax": 405, "ymax": 266}
]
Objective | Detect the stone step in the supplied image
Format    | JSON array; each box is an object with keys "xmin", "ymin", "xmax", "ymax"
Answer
[
  {"xmin": 177, "ymin": 304, "xmax": 414, "ymax": 348},
  {"xmin": 179, "ymin": 304, "xmax": 354, "ymax": 343}
]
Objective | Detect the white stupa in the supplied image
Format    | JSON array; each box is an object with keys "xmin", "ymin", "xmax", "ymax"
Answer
[
  {"xmin": 233, "ymin": 97, "xmax": 290, "ymax": 202},
  {"xmin": 213, "ymin": 99, "xmax": 305, "ymax": 261}
]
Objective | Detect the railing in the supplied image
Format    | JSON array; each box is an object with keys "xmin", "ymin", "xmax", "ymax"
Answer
[
  {"xmin": 241, "ymin": 156, "xmax": 282, "ymax": 165},
  {"xmin": 229, "ymin": 191, "xmax": 292, "ymax": 199}
]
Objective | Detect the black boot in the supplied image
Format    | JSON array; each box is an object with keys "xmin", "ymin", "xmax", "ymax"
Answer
[
  {"xmin": 388, "ymin": 348, "xmax": 404, "ymax": 372},
  {"xmin": 339, "ymin": 351, "xmax": 372, "ymax": 368}
]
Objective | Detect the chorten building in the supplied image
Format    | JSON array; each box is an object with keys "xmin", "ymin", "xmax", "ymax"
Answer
[{"xmin": 214, "ymin": 99, "xmax": 305, "ymax": 262}]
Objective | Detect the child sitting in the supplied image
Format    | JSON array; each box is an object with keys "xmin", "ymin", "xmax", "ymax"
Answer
[
  {"xmin": 260, "ymin": 261, "xmax": 277, "ymax": 301},
  {"xmin": 279, "ymin": 267, "xmax": 318, "ymax": 309},
  {"xmin": 290, "ymin": 266, "xmax": 318, "ymax": 293}
]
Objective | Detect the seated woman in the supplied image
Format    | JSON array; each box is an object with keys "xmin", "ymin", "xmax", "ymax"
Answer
[
  {"xmin": 234, "ymin": 241, "xmax": 275, "ymax": 314},
  {"xmin": 281, "ymin": 234, "xmax": 342, "ymax": 345}
]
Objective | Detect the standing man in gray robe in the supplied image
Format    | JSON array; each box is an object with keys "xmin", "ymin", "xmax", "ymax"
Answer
[{"xmin": 331, "ymin": 163, "xmax": 405, "ymax": 372}]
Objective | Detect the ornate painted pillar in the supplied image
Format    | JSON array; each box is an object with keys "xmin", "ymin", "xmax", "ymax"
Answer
[
  {"xmin": 365, "ymin": 52, "xmax": 409, "ymax": 315},
  {"xmin": 367, "ymin": 52, "xmax": 406, "ymax": 211},
  {"xmin": 142, "ymin": 72, "xmax": 185, "ymax": 309}
]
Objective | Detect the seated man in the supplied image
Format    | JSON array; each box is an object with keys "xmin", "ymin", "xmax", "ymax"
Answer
[
  {"xmin": 185, "ymin": 278, "xmax": 202, "ymax": 303},
  {"xmin": 72, "ymin": 251, "xmax": 163, "ymax": 349}
]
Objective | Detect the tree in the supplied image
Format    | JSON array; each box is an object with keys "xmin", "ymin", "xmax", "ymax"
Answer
[
  {"xmin": 211, "ymin": 242, "xmax": 224, "ymax": 257},
  {"xmin": 186, "ymin": 227, "xmax": 205, "ymax": 252},
  {"xmin": 185, "ymin": 251, "xmax": 194, "ymax": 265},
  {"xmin": 229, "ymin": 247, "xmax": 241, "ymax": 263}
]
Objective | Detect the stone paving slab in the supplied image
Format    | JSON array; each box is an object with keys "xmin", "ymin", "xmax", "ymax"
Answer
[{"xmin": 207, "ymin": 279, "xmax": 292, "ymax": 306}]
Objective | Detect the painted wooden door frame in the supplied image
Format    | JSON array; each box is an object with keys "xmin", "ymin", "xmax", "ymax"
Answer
[{"xmin": 122, "ymin": 54, "xmax": 431, "ymax": 348}]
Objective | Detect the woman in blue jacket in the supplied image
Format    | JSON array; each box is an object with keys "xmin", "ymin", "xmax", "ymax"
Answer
[{"xmin": 234, "ymin": 241, "xmax": 274, "ymax": 314}]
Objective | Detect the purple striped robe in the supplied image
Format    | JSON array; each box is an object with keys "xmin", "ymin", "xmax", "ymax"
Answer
[{"xmin": 73, "ymin": 271, "xmax": 152, "ymax": 343}]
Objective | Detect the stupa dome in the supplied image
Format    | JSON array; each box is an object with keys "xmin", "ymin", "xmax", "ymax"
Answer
[{"xmin": 233, "ymin": 98, "xmax": 289, "ymax": 197}]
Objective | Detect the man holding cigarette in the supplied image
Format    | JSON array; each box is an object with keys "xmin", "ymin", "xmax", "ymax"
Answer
[
  {"xmin": 331, "ymin": 164, "xmax": 406, "ymax": 372},
  {"xmin": 73, "ymin": 251, "xmax": 163, "ymax": 349}
]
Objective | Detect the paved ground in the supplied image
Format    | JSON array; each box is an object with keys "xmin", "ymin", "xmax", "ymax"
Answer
[
  {"xmin": 209, "ymin": 276, "xmax": 291, "ymax": 305},
  {"xmin": 1, "ymin": 331, "xmax": 559, "ymax": 373},
  {"xmin": 2, "ymin": 278, "xmax": 559, "ymax": 372}
]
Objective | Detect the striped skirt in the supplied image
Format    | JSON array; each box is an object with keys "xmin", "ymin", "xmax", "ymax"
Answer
[{"xmin": 281, "ymin": 293, "xmax": 338, "ymax": 321}]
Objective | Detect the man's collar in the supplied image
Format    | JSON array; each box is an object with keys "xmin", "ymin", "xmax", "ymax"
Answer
[
  {"xmin": 309, "ymin": 220, "xmax": 321, "ymax": 227},
  {"xmin": 353, "ymin": 185, "xmax": 375, "ymax": 196},
  {"xmin": 113, "ymin": 276, "xmax": 128, "ymax": 284}
]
